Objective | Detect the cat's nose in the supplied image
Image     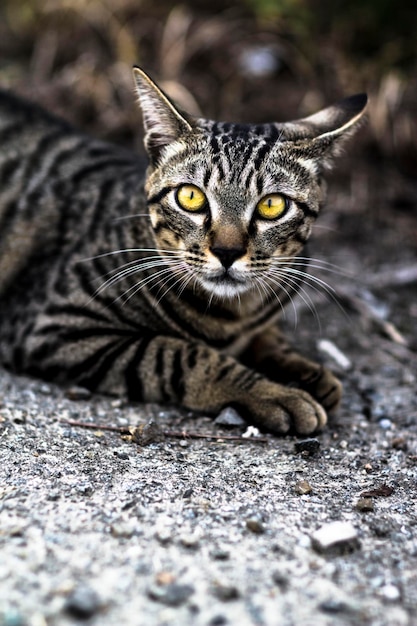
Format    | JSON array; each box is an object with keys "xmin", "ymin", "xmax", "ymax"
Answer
[{"xmin": 210, "ymin": 246, "xmax": 245, "ymax": 270}]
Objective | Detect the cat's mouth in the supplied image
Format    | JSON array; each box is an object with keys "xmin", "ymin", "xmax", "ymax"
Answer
[{"xmin": 200, "ymin": 269, "xmax": 250, "ymax": 298}]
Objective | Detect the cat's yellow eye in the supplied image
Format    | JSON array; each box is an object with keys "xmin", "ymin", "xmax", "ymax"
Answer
[
  {"xmin": 256, "ymin": 194, "xmax": 287, "ymax": 220},
  {"xmin": 176, "ymin": 184, "xmax": 207, "ymax": 212}
]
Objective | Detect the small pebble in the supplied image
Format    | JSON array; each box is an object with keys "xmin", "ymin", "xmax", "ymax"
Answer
[
  {"xmin": 47, "ymin": 490, "xmax": 61, "ymax": 502},
  {"xmin": 180, "ymin": 533, "xmax": 200, "ymax": 548},
  {"xmin": 155, "ymin": 571, "xmax": 176, "ymax": 585},
  {"xmin": 212, "ymin": 583, "xmax": 240, "ymax": 601},
  {"xmin": 295, "ymin": 480, "xmax": 313, "ymax": 495},
  {"xmin": 209, "ymin": 615, "xmax": 228, "ymax": 626},
  {"xmin": 380, "ymin": 584, "xmax": 401, "ymax": 601},
  {"xmin": 64, "ymin": 585, "xmax": 101, "ymax": 619},
  {"xmin": 272, "ymin": 570, "xmax": 289, "ymax": 589},
  {"xmin": 147, "ymin": 583, "xmax": 194, "ymax": 606},
  {"xmin": 65, "ymin": 386, "xmax": 92, "ymax": 401},
  {"xmin": 379, "ymin": 418, "xmax": 392, "ymax": 430},
  {"xmin": 311, "ymin": 521, "xmax": 359, "ymax": 554},
  {"xmin": 319, "ymin": 598, "xmax": 350, "ymax": 614},
  {"xmin": 317, "ymin": 339, "xmax": 352, "ymax": 371},
  {"xmin": 110, "ymin": 520, "xmax": 136, "ymax": 538},
  {"xmin": 214, "ymin": 407, "xmax": 247, "ymax": 427},
  {"xmin": 355, "ymin": 497, "xmax": 374, "ymax": 512},
  {"xmin": 155, "ymin": 529, "xmax": 172, "ymax": 545},
  {"xmin": 130, "ymin": 421, "xmax": 163, "ymax": 446},
  {"xmin": 210, "ymin": 547, "xmax": 230, "ymax": 560},
  {"xmin": 38, "ymin": 384, "xmax": 52, "ymax": 396},
  {"xmin": 242, "ymin": 426, "xmax": 261, "ymax": 438},
  {"xmin": 294, "ymin": 438, "xmax": 320, "ymax": 456},
  {"xmin": 114, "ymin": 450, "xmax": 129, "ymax": 460},
  {"xmin": 246, "ymin": 516, "xmax": 265, "ymax": 534},
  {"xmin": 391, "ymin": 437, "xmax": 408, "ymax": 451},
  {"xmin": 76, "ymin": 483, "xmax": 95, "ymax": 496}
]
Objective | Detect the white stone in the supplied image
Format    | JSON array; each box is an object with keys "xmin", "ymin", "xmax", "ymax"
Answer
[
  {"xmin": 380, "ymin": 584, "xmax": 401, "ymax": 601},
  {"xmin": 311, "ymin": 521, "xmax": 359, "ymax": 552}
]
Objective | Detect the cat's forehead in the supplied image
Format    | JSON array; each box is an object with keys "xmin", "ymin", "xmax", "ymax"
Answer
[{"xmin": 197, "ymin": 119, "xmax": 281, "ymax": 144}]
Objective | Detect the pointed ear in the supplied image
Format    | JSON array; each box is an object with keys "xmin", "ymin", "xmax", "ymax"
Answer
[
  {"xmin": 283, "ymin": 94, "xmax": 368, "ymax": 169},
  {"xmin": 299, "ymin": 93, "xmax": 368, "ymax": 139},
  {"xmin": 133, "ymin": 67, "xmax": 193, "ymax": 163}
]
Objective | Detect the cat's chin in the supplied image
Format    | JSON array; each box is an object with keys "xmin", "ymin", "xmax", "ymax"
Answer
[{"xmin": 199, "ymin": 276, "xmax": 251, "ymax": 300}]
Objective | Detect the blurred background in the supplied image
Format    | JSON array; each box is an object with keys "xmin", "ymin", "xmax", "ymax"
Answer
[{"xmin": 0, "ymin": 0, "xmax": 416, "ymax": 272}]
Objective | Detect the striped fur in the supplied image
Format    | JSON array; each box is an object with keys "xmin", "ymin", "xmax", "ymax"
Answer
[{"xmin": 0, "ymin": 69, "xmax": 367, "ymax": 434}]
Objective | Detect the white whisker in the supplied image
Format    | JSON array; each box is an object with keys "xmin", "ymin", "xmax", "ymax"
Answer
[
  {"xmin": 272, "ymin": 255, "xmax": 354, "ymax": 279},
  {"xmin": 112, "ymin": 213, "xmax": 150, "ymax": 221},
  {"xmin": 267, "ymin": 269, "xmax": 322, "ymax": 331},
  {"xmin": 93, "ymin": 258, "xmax": 181, "ymax": 296},
  {"xmin": 159, "ymin": 267, "xmax": 194, "ymax": 304},
  {"xmin": 256, "ymin": 274, "xmax": 291, "ymax": 322},
  {"xmin": 82, "ymin": 247, "xmax": 183, "ymax": 263},
  {"xmin": 118, "ymin": 264, "xmax": 186, "ymax": 306},
  {"xmin": 268, "ymin": 264, "xmax": 350, "ymax": 323}
]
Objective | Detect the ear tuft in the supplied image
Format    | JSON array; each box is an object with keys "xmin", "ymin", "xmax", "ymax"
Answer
[{"xmin": 133, "ymin": 67, "xmax": 193, "ymax": 163}]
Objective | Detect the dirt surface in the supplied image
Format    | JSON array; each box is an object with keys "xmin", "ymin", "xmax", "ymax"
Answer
[{"xmin": 1, "ymin": 171, "xmax": 416, "ymax": 625}]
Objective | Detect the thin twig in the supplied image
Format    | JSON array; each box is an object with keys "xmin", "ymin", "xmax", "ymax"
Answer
[
  {"xmin": 60, "ymin": 418, "xmax": 128, "ymax": 433},
  {"xmin": 59, "ymin": 419, "xmax": 269, "ymax": 443},
  {"xmin": 337, "ymin": 289, "xmax": 408, "ymax": 345}
]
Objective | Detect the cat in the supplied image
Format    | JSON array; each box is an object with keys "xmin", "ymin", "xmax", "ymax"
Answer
[{"xmin": 0, "ymin": 68, "xmax": 367, "ymax": 435}]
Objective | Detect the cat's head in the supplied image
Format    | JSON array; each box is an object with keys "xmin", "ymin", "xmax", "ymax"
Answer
[{"xmin": 134, "ymin": 68, "xmax": 367, "ymax": 300}]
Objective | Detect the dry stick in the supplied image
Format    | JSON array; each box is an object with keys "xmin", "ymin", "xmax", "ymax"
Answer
[
  {"xmin": 295, "ymin": 283, "xmax": 408, "ymax": 346},
  {"xmin": 337, "ymin": 289, "xmax": 408, "ymax": 346},
  {"xmin": 293, "ymin": 260, "xmax": 417, "ymax": 346},
  {"xmin": 60, "ymin": 418, "xmax": 128, "ymax": 433},
  {"xmin": 59, "ymin": 418, "xmax": 269, "ymax": 443}
]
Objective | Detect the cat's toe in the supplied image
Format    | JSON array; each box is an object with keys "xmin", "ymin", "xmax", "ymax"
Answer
[
  {"xmin": 303, "ymin": 366, "xmax": 343, "ymax": 414},
  {"xmin": 290, "ymin": 391, "xmax": 327, "ymax": 434}
]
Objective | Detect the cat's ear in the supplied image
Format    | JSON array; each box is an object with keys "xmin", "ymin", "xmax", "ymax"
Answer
[
  {"xmin": 133, "ymin": 67, "xmax": 193, "ymax": 163},
  {"xmin": 286, "ymin": 93, "xmax": 368, "ymax": 168}
]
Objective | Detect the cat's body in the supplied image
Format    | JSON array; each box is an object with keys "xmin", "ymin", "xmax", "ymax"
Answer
[{"xmin": 0, "ymin": 69, "xmax": 367, "ymax": 434}]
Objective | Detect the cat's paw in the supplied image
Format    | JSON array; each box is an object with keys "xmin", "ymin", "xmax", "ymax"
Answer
[
  {"xmin": 245, "ymin": 382, "xmax": 327, "ymax": 435},
  {"xmin": 299, "ymin": 365, "xmax": 342, "ymax": 415}
]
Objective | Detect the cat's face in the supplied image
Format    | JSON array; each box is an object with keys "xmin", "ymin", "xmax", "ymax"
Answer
[
  {"xmin": 145, "ymin": 128, "xmax": 320, "ymax": 299},
  {"xmin": 134, "ymin": 68, "xmax": 367, "ymax": 300}
]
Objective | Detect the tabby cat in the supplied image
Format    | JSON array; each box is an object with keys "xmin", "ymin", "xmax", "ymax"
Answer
[{"xmin": 0, "ymin": 68, "xmax": 367, "ymax": 434}]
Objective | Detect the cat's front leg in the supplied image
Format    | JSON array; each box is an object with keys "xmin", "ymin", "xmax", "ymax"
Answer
[
  {"xmin": 243, "ymin": 326, "xmax": 343, "ymax": 416},
  {"xmin": 135, "ymin": 336, "xmax": 327, "ymax": 435}
]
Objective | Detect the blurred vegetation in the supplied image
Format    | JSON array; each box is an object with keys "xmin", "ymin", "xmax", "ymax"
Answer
[
  {"xmin": 0, "ymin": 0, "xmax": 416, "ymax": 171},
  {"xmin": 246, "ymin": 0, "xmax": 417, "ymax": 70}
]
